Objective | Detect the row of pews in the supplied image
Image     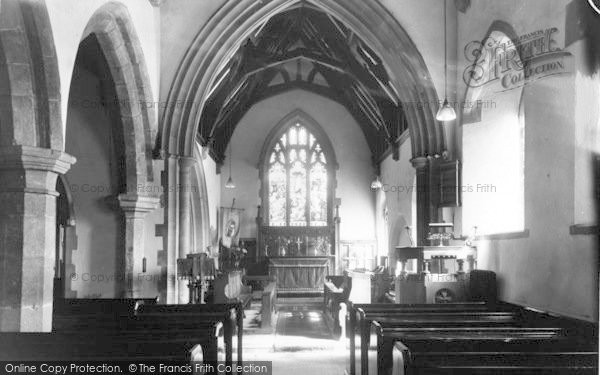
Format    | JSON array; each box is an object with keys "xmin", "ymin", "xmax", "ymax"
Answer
[
  {"xmin": 346, "ymin": 301, "xmax": 598, "ymax": 375},
  {"xmin": 0, "ymin": 298, "xmax": 244, "ymax": 366}
]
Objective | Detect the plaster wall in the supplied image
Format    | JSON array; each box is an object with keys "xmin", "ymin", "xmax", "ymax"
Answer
[
  {"xmin": 46, "ymin": 0, "xmax": 159, "ymax": 138},
  {"xmin": 455, "ymin": 0, "xmax": 598, "ymax": 321},
  {"xmin": 64, "ymin": 67, "xmax": 121, "ymax": 297}
]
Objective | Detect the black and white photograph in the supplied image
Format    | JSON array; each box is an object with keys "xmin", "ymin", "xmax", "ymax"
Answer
[{"xmin": 0, "ymin": 0, "xmax": 598, "ymax": 374}]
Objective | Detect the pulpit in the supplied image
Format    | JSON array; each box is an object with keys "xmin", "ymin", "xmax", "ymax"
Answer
[{"xmin": 268, "ymin": 257, "xmax": 332, "ymax": 294}]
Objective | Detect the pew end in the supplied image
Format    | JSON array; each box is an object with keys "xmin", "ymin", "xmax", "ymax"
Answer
[
  {"xmin": 392, "ymin": 342, "xmax": 410, "ymax": 375},
  {"xmin": 324, "ymin": 275, "xmax": 351, "ymax": 338}
]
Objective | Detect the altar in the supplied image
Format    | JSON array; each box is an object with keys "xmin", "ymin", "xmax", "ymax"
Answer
[{"xmin": 268, "ymin": 257, "xmax": 332, "ymax": 294}]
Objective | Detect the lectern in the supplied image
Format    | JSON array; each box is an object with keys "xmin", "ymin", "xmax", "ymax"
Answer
[{"xmin": 177, "ymin": 253, "xmax": 215, "ymax": 304}]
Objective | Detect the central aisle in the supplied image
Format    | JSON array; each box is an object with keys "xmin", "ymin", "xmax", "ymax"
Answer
[{"xmin": 242, "ymin": 298, "xmax": 347, "ymax": 375}]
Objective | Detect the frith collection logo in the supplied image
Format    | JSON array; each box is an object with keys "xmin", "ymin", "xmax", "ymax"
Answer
[
  {"xmin": 463, "ymin": 27, "xmax": 573, "ymax": 91},
  {"xmin": 588, "ymin": 0, "xmax": 600, "ymax": 15}
]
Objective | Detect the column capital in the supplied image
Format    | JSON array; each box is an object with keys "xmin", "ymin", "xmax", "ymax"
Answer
[
  {"xmin": 0, "ymin": 146, "xmax": 76, "ymax": 174},
  {"xmin": 0, "ymin": 146, "xmax": 76, "ymax": 196},
  {"xmin": 410, "ymin": 156, "xmax": 429, "ymax": 170},
  {"xmin": 178, "ymin": 155, "xmax": 196, "ymax": 169},
  {"xmin": 118, "ymin": 193, "xmax": 160, "ymax": 216},
  {"xmin": 148, "ymin": 0, "xmax": 163, "ymax": 7}
]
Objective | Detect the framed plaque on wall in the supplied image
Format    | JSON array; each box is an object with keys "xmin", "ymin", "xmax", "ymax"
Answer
[{"xmin": 439, "ymin": 160, "xmax": 461, "ymax": 207}]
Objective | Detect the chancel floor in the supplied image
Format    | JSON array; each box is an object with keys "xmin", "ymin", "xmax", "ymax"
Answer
[{"xmin": 242, "ymin": 298, "xmax": 346, "ymax": 375}]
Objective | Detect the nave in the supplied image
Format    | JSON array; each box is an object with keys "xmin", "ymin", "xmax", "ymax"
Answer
[
  {"xmin": 0, "ymin": 283, "xmax": 596, "ymax": 374},
  {"xmin": 243, "ymin": 298, "xmax": 346, "ymax": 375},
  {"xmin": 0, "ymin": 0, "xmax": 598, "ymax": 373}
]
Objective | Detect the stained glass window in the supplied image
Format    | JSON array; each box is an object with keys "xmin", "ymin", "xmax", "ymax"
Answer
[{"xmin": 267, "ymin": 123, "xmax": 329, "ymax": 227}]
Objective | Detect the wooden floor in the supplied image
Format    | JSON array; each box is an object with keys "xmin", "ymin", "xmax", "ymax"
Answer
[{"xmin": 243, "ymin": 298, "xmax": 346, "ymax": 375}]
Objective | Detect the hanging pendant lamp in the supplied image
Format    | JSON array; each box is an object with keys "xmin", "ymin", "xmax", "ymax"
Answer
[
  {"xmin": 225, "ymin": 143, "xmax": 236, "ymax": 189},
  {"xmin": 370, "ymin": 175, "xmax": 383, "ymax": 190},
  {"xmin": 436, "ymin": 0, "xmax": 456, "ymax": 122}
]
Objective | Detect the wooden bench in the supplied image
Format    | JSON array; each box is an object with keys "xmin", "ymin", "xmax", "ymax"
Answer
[
  {"xmin": 45, "ymin": 298, "xmax": 233, "ymax": 365},
  {"xmin": 135, "ymin": 303, "xmax": 243, "ymax": 363},
  {"xmin": 392, "ymin": 342, "xmax": 598, "ymax": 375},
  {"xmin": 349, "ymin": 302, "xmax": 597, "ymax": 375},
  {"xmin": 360, "ymin": 313, "xmax": 523, "ymax": 375},
  {"xmin": 0, "ymin": 327, "xmax": 219, "ymax": 362},
  {"xmin": 347, "ymin": 302, "xmax": 495, "ymax": 375},
  {"xmin": 52, "ymin": 297, "xmax": 158, "ymax": 331},
  {"xmin": 375, "ymin": 326, "xmax": 592, "ymax": 375}
]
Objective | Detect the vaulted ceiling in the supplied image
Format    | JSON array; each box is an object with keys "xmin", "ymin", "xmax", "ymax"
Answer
[{"xmin": 198, "ymin": 3, "xmax": 408, "ymax": 165}]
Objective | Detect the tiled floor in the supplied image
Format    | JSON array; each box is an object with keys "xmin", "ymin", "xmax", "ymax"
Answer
[{"xmin": 242, "ymin": 299, "xmax": 347, "ymax": 375}]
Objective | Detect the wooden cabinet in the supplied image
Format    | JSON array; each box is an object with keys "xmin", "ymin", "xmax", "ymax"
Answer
[{"xmin": 438, "ymin": 160, "xmax": 461, "ymax": 207}]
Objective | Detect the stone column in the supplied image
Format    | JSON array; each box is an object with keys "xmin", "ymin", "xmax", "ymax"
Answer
[
  {"xmin": 118, "ymin": 194, "xmax": 160, "ymax": 298},
  {"xmin": 411, "ymin": 156, "xmax": 436, "ymax": 246},
  {"xmin": 0, "ymin": 146, "xmax": 75, "ymax": 332},
  {"xmin": 334, "ymin": 199, "xmax": 341, "ymax": 274},
  {"xmin": 178, "ymin": 156, "xmax": 195, "ymax": 303}
]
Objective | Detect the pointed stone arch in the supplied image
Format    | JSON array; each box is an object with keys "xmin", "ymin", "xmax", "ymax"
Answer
[
  {"xmin": 159, "ymin": 0, "xmax": 445, "ymax": 161},
  {"xmin": 0, "ymin": 0, "xmax": 75, "ymax": 332},
  {"xmin": 80, "ymin": 1, "xmax": 156, "ymax": 189},
  {"xmin": 0, "ymin": 0, "xmax": 63, "ymax": 149},
  {"xmin": 70, "ymin": 2, "xmax": 159, "ymax": 298}
]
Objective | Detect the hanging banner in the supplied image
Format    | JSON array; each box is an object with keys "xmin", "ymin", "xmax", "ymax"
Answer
[{"xmin": 220, "ymin": 207, "xmax": 242, "ymax": 249}]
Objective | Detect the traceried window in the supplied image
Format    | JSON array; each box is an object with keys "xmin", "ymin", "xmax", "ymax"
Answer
[{"xmin": 268, "ymin": 123, "xmax": 328, "ymax": 227}]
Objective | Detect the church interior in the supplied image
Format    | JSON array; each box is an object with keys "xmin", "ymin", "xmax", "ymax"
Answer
[{"xmin": 0, "ymin": 0, "xmax": 599, "ymax": 373}]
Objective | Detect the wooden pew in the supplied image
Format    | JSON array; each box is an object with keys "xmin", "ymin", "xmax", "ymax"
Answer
[
  {"xmin": 52, "ymin": 297, "xmax": 158, "ymax": 331},
  {"xmin": 392, "ymin": 342, "xmax": 598, "ymax": 375},
  {"xmin": 347, "ymin": 302, "xmax": 495, "ymax": 375},
  {"xmin": 323, "ymin": 275, "xmax": 351, "ymax": 338},
  {"xmin": 50, "ymin": 298, "xmax": 235, "ymax": 365},
  {"xmin": 350, "ymin": 301, "xmax": 597, "ymax": 375},
  {"xmin": 374, "ymin": 326, "xmax": 589, "ymax": 375},
  {"xmin": 242, "ymin": 275, "xmax": 277, "ymax": 328},
  {"xmin": 135, "ymin": 303, "xmax": 244, "ymax": 363},
  {"xmin": 357, "ymin": 312, "xmax": 522, "ymax": 375},
  {"xmin": 0, "ymin": 326, "xmax": 220, "ymax": 362}
]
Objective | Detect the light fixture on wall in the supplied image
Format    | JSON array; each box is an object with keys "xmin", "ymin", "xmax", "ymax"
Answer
[
  {"xmin": 436, "ymin": 0, "xmax": 457, "ymax": 122},
  {"xmin": 371, "ymin": 175, "xmax": 383, "ymax": 190},
  {"xmin": 225, "ymin": 142, "xmax": 236, "ymax": 189}
]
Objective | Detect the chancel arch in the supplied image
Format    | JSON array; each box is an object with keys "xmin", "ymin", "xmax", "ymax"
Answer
[
  {"xmin": 159, "ymin": 0, "xmax": 445, "ymax": 160},
  {"xmin": 159, "ymin": 1, "xmax": 448, "ymax": 292}
]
